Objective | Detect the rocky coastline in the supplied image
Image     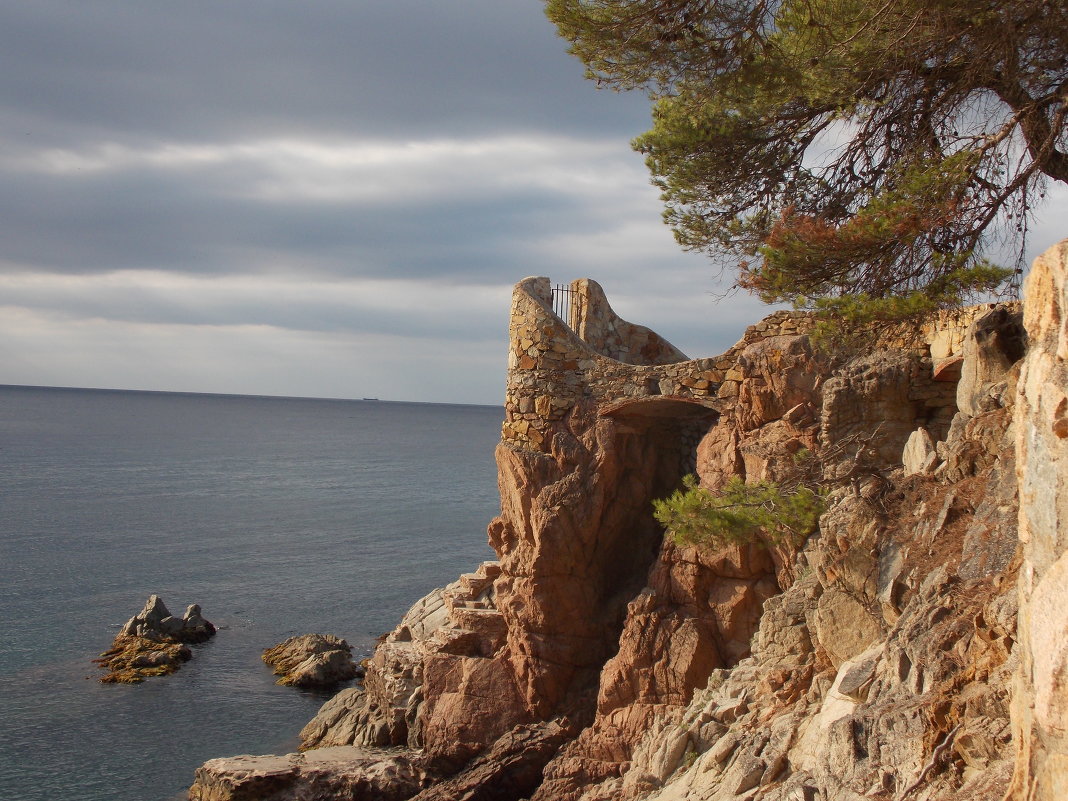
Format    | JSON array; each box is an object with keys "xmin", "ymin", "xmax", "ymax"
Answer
[{"xmin": 189, "ymin": 240, "xmax": 1068, "ymax": 801}]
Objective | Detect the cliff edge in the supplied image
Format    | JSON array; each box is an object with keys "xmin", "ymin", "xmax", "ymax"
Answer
[{"xmin": 191, "ymin": 241, "xmax": 1067, "ymax": 801}]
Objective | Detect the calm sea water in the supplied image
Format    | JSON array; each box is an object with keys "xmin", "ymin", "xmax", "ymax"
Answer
[{"xmin": 0, "ymin": 385, "xmax": 501, "ymax": 801}]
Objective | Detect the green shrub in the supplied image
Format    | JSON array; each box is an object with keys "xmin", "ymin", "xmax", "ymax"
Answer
[{"xmin": 653, "ymin": 475, "xmax": 824, "ymax": 549}]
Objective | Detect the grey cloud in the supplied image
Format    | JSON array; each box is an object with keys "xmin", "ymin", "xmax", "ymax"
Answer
[
  {"xmin": 0, "ymin": 126, "xmax": 651, "ymax": 282},
  {"xmin": 0, "ymin": 1, "xmax": 648, "ymax": 145},
  {"xmin": 0, "ymin": 166, "xmax": 610, "ymax": 280},
  {"xmin": 2, "ymin": 279, "xmax": 509, "ymax": 344}
]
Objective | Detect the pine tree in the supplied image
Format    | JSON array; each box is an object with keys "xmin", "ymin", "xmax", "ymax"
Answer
[{"xmin": 547, "ymin": 0, "xmax": 1068, "ymax": 310}]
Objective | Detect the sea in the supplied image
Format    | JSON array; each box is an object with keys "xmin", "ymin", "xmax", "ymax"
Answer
[{"xmin": 0, "ymin": 385, "xmax": 502, "ymax": 801}]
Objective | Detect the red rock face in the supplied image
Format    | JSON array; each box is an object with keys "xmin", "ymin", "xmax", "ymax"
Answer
[
  {"xmin": 415, "ymin": 327, "xmax": 838, "ymax": 791},
  {"xmin": 380, "ymin": 400, "xmax": 700, "ymax": 769},
  {"xmin": 530, "ymin": 338, "xmax": 835, "ymax": 800},
  {"xmin": 531, "ymin": 534, "xmax": 784, "ymax": 799},
  {"xmin": 699, "ymin": 335, "xmax": 829, "ymax": 492},
  {"xmin": 192, "ymin": 276, "xmax": 1033, "ymax": 801},
  {"xmin": 488, "ymin": 402, "xmax": 694, "ymax": 723},
  {"xmin": 418, "ymin": 650, "xmax": 529, "ymax": 766}
]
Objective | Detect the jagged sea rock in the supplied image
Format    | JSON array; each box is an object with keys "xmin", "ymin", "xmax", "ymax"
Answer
[
  {"xmin": 96, "ymin": 595, "xmax": 215, "ymax": 683},
  {"xmin": 180, "ymin": 603, "xmax": 216, "ymax": 643},
  {"xmin": 262, "ymin": 634, "xmax": 361, "ymax": 689},
  {"xmin": 118, "ymin": 595, "xmax": 216, "ymax": 643}
]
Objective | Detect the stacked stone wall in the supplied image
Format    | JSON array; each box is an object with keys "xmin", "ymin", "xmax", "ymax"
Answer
[{"xmin": 502, "ymin": 276, "xmax": 1013, "ymax": 453}]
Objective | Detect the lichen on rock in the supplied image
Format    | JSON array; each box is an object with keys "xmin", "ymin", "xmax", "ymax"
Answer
[{"xmin": 95, "ymin": 595, "xmax": 215, "ymax": 683}]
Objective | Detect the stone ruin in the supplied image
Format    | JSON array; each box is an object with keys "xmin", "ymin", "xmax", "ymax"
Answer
[{"xmin": 503, "ymin": 274, "xmax": 1008, "ymax": 458}]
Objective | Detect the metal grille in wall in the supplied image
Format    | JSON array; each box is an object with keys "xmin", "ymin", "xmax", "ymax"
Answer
[{"xmin": 552, "ymin": 284, "xmax": 575, "ymax": 330}]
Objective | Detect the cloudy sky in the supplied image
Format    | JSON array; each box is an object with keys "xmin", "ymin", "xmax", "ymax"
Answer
[{"xmin": 1, "ymin": 2, "xmax": 1065, "ymax": 405}]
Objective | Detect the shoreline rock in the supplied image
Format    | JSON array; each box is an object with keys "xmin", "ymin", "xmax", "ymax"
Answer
[
  {"xmin": 95, "ymin": 595, "xmax": 215, "ymax": 683},
  {"xmin": 262, "ymin": 634, "xmax": 362, "ymax": 689},
  {"xmin": 189, "ymin": 747, "xmax": 433, "ymax": 801}
]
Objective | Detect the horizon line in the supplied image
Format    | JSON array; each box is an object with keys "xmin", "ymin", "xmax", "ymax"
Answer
[{"xmin": 0, "ymin": 383, "xmax": 504, "ymax": 410}]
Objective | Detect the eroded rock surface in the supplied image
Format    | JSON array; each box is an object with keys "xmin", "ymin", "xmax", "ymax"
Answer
[
  {"xmin": 300, "ymin": 561, "xmax": 514, "ymax": 761},
  {"xmin": 1008, "ymin": 239, "xmax": 1068, "ymax": 801},
  {"xmin": 263, "ymin": 634, "xmax": 361, "ymax": 689},
  {"xmin": 190, "ymin": 271, "xmax": 1053, "ymax": 800},
  {"xmin": 189, "ymin": 747, "xmax": 432, "ymax": 801},
  {"xmin": 605, "ymin": 401, "xmax": 1020, "ymax": 801}
]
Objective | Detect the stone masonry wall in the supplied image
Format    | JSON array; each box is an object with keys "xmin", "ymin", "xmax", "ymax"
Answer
[{"xmin": 502, "ymin": 275, "xmax": 1012, "ymax": 454}]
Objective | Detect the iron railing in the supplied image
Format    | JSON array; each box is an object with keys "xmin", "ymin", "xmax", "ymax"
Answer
[{"xmin": 551, "ymin": 283, "xmax": 575, "ymax": 330}]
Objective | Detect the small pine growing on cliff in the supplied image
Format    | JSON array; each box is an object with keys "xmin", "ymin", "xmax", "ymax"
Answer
[{"xmin": 653, "ymin": 474, "xmax": 823, "ymax": 549}]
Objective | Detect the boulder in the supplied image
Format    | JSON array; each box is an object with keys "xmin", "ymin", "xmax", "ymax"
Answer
[
  {"xmin": 262, "ymin": 634, "xmax": 361, "ymax": 689},
  {"xmin": 813, "ymin": 588, "xmax": 884, "ymax": 668},
  {"xmin": 957, "ymin": 306, "xmax": 1026, "ymax": 417},
  {"xmin": 902, "ymin": 426, "xmax": 937, "ymax": 476}
]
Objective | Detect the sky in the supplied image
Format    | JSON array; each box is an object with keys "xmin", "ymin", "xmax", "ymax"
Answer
[{"xmin": 1, "ymin": 2, "xmax": 1065, "ymax": 405}]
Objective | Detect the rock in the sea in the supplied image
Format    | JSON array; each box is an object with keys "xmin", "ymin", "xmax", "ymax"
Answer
[
  {"xmin": 262, "ymin": 634, "xmax": 361, "ymax": 689},
  {"xmin": 180, "ymin": 603, "xmax": 217, "ymax": 643},
  {"xmin": 96, "ymin": 595, "xmax": 216, "ymax": 683},
  {"xmin": 118, "ymin": 594, "xmax": 217, "ymax": 643}
]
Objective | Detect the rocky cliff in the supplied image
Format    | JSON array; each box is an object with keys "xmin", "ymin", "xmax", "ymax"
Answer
[
  {"xmin": 1007, "ymin": 240, "xmax": 1068, "ymax": 801},
  {"xmin": 190, "ymin": 241, "xmax": 1067, "ymax": 801}
]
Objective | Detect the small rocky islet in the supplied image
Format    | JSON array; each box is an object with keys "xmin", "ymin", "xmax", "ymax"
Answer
[
  {"xmin": 94, "ymin": 594, "xmax": 216, "ymax": 683},
  {"xmin": 262, "ymin": 633, "xmax": 363, "ymax": 689},
  {"xmin": 96, "ymin": 596, "xmax": 361, "ymax": 690}
]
